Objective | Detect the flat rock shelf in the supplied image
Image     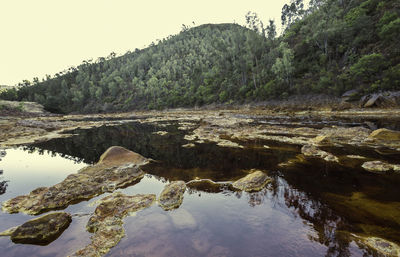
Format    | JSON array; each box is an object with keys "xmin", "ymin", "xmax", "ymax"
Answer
[{"xmin": 0, "ymin": 110, "xmax": 400, "ymax": 257}]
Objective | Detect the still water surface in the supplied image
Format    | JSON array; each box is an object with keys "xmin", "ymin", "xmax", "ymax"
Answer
[{"xmin": 0, "ymin": 119, "xmax": 399, "ymax": 257}]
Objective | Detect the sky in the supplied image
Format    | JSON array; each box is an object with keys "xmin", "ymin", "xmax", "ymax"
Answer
[{"xmin": 0, "ymin": 0, "xmax": 289, "ymax": 86}]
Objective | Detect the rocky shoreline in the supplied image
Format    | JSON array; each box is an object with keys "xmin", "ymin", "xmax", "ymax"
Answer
[{"xmin": 1, "ymin": 106, "xmax": 400, "ymax": 256}]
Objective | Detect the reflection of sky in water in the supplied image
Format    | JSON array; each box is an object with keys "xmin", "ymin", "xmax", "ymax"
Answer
[
  {"xmin": 0, "ymin": 148, "xmax": 368, "ymax": 257},
  {"xmin": 0, "ymin": 148, "xmax": 87, "ymax": 200}
]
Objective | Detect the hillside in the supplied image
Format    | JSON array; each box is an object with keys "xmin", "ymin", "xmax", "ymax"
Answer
[{"xmin": 1, "ymin": 0, "xmax": 399, "ymax": 113}]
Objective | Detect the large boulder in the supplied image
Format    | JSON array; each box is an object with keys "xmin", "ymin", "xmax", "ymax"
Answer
[
  {"xmin": 72, "ymin": 192, "xmax": 155, "ymax": 257},
  {"xmin": 363, "ymin": 94, "xmax": 381, "ymax": 108},
  {"xmin": 361, "ymin": 92, "xmax": 400, "ymax": 108},
  {"xmin": 159, "ymin": 181, "xmax": 186, "ymax": 211},
  {"xmin": 232, "ymin": 170, "xmax": 271, "ymax": 192},
  {"xmin": 0, "ymin": 212, "xmax": 71, "ymax": 245},
  {"xmin": 2, "ymin": 146, "xmax": 148, "ymax": 215},
  {"xmin": 98, "ymin": 146, "xmax": 148, "ymax": 165},
  {"xmin": 369, "ymin": 128, "xmax": 400, "ymax": 141}
]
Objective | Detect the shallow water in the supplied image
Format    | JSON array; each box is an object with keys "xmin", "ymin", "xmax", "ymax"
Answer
[{"xmin": 1, "ymin": 119, "xmax": 400, "ymax": 256}]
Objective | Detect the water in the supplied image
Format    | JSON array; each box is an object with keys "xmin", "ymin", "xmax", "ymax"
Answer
[{"xmin": 1, "ymin": 119, "xmax": 399, "ymax": 256}]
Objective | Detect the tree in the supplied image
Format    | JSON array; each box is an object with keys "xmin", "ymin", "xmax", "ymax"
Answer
[
  {"xmin": 281, "ymin": 0, "xmax": 305, "ymax": 29},
  {"xmin": 266, "ymin": 19, "xmax": 277, "ymax": 40},
  {"xmin": 272, "ymin": 42, "xmax": 294, "ymax": 88}
]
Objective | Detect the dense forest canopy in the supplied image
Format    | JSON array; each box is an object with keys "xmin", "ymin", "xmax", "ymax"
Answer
[{"xmin": 1, "ymin": 0, "xmax": 399, "ymax": 113}]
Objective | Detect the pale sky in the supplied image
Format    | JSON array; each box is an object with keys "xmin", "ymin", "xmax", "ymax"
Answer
[{"xmin": 0, "ymin": 0, "xmax": 288, "ymax": 86}]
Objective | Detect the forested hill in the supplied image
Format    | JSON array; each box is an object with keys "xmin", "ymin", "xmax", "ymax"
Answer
[{"xmin": 1, "ymin": 0, "xmax": 399, "ymax": 113}]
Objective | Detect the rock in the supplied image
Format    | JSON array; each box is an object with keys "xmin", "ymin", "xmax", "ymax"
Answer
[
  {"xmin": 363, "ymin": 94, "xmax": 381, "ymax": 108},
  {"xmin": 312, "ymin": 135, "xmax": 332, "ymax": 145},
  {"xmin": 186, "ymin": 179, "xmax": 229, "ymax": 193},
  {"xmin": 342, "ymin": 89, "xmax": 360, "ymax": 102},
  {"xmin": 182, "ymin": 143, "xmax": 195, "ymax": 148},
  {"xmin": 71, "ymin": 192, "xmax": 155, "ymax": 257},
  {"xmin": 232, "ymin": 170, "xmax": 271, "ymax": 192},
  {"xmin": 362, "ymin": 161, "xmax": 400, "ymax": 173},
  {"xmin": 356, "ymin": 236, "xmax": 400, "ymax": 256},
  {"xmin": 301, "ymin": 144, "xmax": 339, "ymax": 162},
  {"xmin": 98, "ymin": 146, "xmax": 148, "ymax": 166},
  {"xmin": 16, "ymin": 120, "xmax": 61, "ymax": 131},
  {"xmin": 169, "ymin": 209, "xmax": 197, "ymax": 230},
  {"xmin": 159, "ymin": 181, "xmax": 186, "ymax": 211},
  {"xmin": 216, "ymin": 140, "xmax": 243, "ymax": 148},
  {"xmin": 0, "ymin": 180, "xmax": 8, "ymax": 195},
  {"xmin": 369, "ymin": 128, "xmax": 400, "ymax": 141},
  {"xmin": 153, "ymin": 131, "xmax": 168, "ymax": 136},
  {"xmin": 346, "ymin": 155, "xmax": 366, "ymax": 159},
  {"xmin": 2, "ymin": 146, "xmax": 147, "ymax": 215},
  {"xmin": 0, "ymin": 100, "xmax": 45, "ymax": 114},
  {"xmin": 362, "ymin": 92, "xmax": 400, "ymax": 108},
  {"xmin": 0, "ymin": 212, "xmax": 71, "ymax": 245}
]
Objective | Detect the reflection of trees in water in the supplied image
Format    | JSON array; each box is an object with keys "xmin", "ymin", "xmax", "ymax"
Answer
[
  {"xmin": 20, "ymin": 146, "xmax": 86, "ymax": 164},
  {"xmin": 17, "ymin": 122, "xmax": 384, "ymax": 255},
  {"xmin": 277, "ymin": 178, "xmax": 354, "ymax": 257},
  {"xmin": 184, "ymin": 174, "xmax": 357, "ymax": 255},
  {"xmin": 0, "ymin": 180, "xmax": 7, "ymax": 195},
  {"xmin": 27, "ymin": 122, "xmax": 297, "ymax": 182},
  {"xmin": 0, "ymin": 149, "xmax": 8, "ymax": 195}
]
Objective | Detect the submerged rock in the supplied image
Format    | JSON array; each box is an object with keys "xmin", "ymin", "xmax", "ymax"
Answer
[
  {"xmin": 356, "ymin": 236, "xmax": 400, "ymax": 256},
  {"xmin": 0, "ymin": 212, "xmax": 71, "ymax": 245},
  {"xmin": 362, "ymin": 160, "xmax": 400, "ymax": 173},
  {"xmin": 301, "ymin": 144, "xmax": 339, "ymax": 162},
  {"xmin": 232, "ymin": 170, "xmax": 271, "ymax": 192},
  {"xmin": 169, "ymin": 208, "xmax": 197, "ymax": 230},
  {"xmin": 159, "ymin": 181, "xmax": 186, "ymax": 211},
  {"xmin": 187, "ymin": 179, "xmax": 230, "ymax": 193},
  {"xmin": 182, "ymin": 143, "xmax": 195, "ymax": 148},
  {"xmin": 369, "ymin": 128, "xmax": 400, "ymax": 141},
  {"xmin": 71, "ymin": 192, "xmax": 155, "ymax": 257},
  {"xmin": 2, "ymin": 146, "xmax": 148, "ymax": 215},
  {"xmin": 153, "ymin": 131, "xmax": 168, "ymax": 136}
]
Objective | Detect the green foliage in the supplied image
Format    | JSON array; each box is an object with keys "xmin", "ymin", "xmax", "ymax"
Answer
[
  {"xmin": 1, "ymin": 0, "xmax": 399, "ymax": 113},
  {"xmin": 379, "ymin": 18, "xmax": 400, "ymax": 41},
  {"xmin": 381, "ymin": 64, "xmax": 400, "ymax": 90},
  {"xmin": 17, "ymin": 102, "xmax": 24, "ymax": 112},
  {"xmin": 272, "ymin": 42, "xmax": 294, "ymax": 87},
  {"xmin": 350, "ymin": 53, "xmax": 387, "ymax": 83}
]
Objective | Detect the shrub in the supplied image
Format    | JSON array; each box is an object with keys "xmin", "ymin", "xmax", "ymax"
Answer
[
  {"xmin": 350, "ymin": 53, "xmax": 387, "ymax": 83},
  {"xmin": 379, "ymin": 18, "xmax": 400, "ymax": 41}
]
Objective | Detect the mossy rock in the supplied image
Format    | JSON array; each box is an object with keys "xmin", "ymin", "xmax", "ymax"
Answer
[
  {"xmin": 369, "ymin": 128, "xmax": 400, "ymax": 141},
  {"xmin": 159, "ymin": 181, "xmax": 186, "ymax": 211},
  {"xmin": 9, "ymin": 212, "xmax": 71, "ymax": 245},
  {"xmin": 232, "ymin": 170, "xmax": 271, "ymax": 192}
]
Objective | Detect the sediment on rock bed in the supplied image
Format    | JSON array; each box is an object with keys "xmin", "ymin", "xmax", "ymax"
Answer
[{"xmin": 2, "ymin": 146, "xmax": 148, "ymax": 215}]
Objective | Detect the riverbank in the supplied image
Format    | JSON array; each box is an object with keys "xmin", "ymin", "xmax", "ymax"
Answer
[
  {"xmin": 2, "ymin": 106, "xmax": 400, "ymax": 147},
  {"xmin": 1, "ymin": 105, "xmax": 400, "ymax": 256}
]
